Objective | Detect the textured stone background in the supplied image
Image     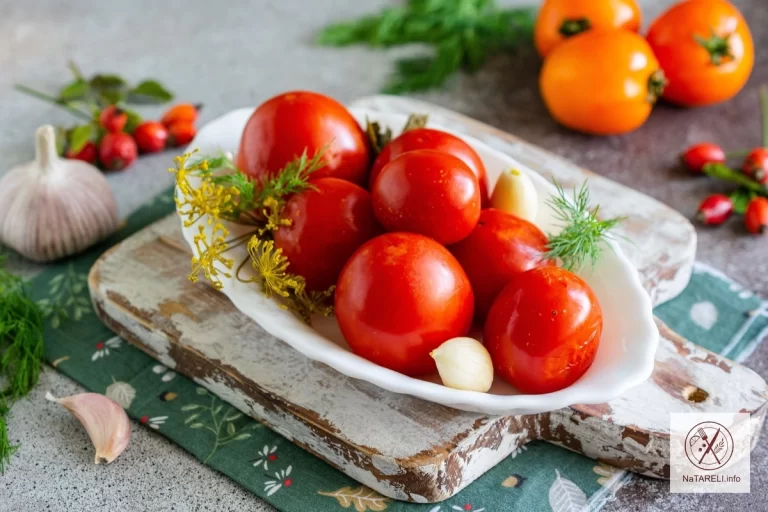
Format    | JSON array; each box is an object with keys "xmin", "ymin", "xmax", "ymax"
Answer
[{"xmin": 1, "ymin": 0, "xmax": 766, "ymax": 510}]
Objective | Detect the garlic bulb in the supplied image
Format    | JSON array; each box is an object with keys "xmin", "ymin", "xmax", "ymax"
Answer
[
  {"xmin": 0, "ymin": 125, "xmax": 118, "ymax": 262},
  {"xmin": 46, "ymin": 391, "xmax": 131, "ymax": 464},
  {"xmin": 430, "ymin": 337, "xmax": 494, "ymax": 392},
  {"xmin": 490, "ymin": 168, "xmax": 538, "ymax": 222}
]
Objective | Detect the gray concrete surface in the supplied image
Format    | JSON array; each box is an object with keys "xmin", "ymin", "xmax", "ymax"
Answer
[{"xmin": 1, "ymin": 0, "xmax": 767, "ymax": 510}]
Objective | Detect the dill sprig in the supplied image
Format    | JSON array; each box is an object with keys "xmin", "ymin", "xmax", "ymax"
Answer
[
  {"xmin": 545, "ymin": 182, "xmax": 624, "ymax": 272},
  {"xmin": 317, "ymin": 0, "xmax": 535, "ymax": 94},
  {"xmin": 0, "ymin": 253, "xmax": 46, "ymax": 474}
]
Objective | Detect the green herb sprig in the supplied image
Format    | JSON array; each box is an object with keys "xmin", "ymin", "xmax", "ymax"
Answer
[
  {"xmin": 0, "ymin": 254, "xmax": 46, "ymax": 474},
  {"xmin": 317, "ymin": 0, "xmax": 535, "ymax": 94},
  {"xmin": 545, "ymin": 182, "xmax": 624, "ymax": 272}
]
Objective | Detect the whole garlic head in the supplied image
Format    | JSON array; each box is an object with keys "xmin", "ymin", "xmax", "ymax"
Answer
[
  {"xmin": 0, "ymin": 125, "xmax": 118, "ymax": 262},
  {"xmin": 430, "ymin": 337, "xmax": 494, "ymax": 392}
]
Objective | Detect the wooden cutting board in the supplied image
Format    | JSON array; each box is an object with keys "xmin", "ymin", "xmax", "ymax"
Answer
[{"xmin": 88, "ymin": 96, "xmax": 768, "ymax": 503}]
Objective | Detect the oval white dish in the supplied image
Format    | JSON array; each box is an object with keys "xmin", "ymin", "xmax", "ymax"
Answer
[{"xmin": 177, "ymin": 106, "xmax": 659, "ymax": 415}]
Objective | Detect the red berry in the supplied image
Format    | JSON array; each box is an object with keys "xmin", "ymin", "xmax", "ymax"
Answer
[
  {"xmin": 283, "ymin": 479, "xmax": 292, "ymax": 487},
  {"xmin": 100, "ymin": 133, "xmax": 138, "ymax": 171},
  {"xmin": 65, "ymin": 141, "xmax": 98, "ymax": 165},
  {"xmin": 99, "ymin": 105, "xmax": 128, "ymax": 133},
  {"xmin": 682, "ymin": 143, "xmax": 726, "ymax": 173},
  {"xmin": 742, "ymin": 148, "xmax": 768, "ymax": 183},
  {"xmin": 133, "ymin": 121, "xmax": 169, "ymax": 153},
  {"xmin": 167, "ymin": 122, "xmax": 197, "ymax": 147},
  {"xmin": 140, "ymin": 415, "xmax": 149, "ymax": 424},
  {"xmin": 745, "ymin": 197, "xmax": 768, "ymax": 234},
  {"xmin": 161, "ymin": 103, "xmax": 202, "ymax": 127},
  {"xmin": 696, "ymin": 194, "xmax": 733, "ymax": 225}
]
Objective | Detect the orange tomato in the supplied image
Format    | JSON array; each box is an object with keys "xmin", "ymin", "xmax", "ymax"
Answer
[
  {"xmin": 646, "ymin": 0, "xmax": 754, "ymax": 107},
  {"xmin": 539, "ymin": 29, "xmax": 665, "ymax": 135},
  {"xmin": 535, "ymin": 0, "xmax": 641, "ymax": 57}
]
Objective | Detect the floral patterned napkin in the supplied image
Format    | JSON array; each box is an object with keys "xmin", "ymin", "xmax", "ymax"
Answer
[{"xmin": 26, "ymin": 188, "xmax": 768, "ymax": 512}]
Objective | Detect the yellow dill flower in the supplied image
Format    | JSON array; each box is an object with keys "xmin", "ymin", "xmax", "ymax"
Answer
[
  {"xmin": 247, "ymin": 237, "xmax": 304, "ymax": 299},
  {"xmin": 190, "ymin": 223, "xmax": 234, "ymax": 290},
  {"xmin": 170, "ymin": 151, "xmax": 238, "ymax": 226},
  {"xmin": 259, "ymin": 196, "xmax": 293, "ymax": 235}
]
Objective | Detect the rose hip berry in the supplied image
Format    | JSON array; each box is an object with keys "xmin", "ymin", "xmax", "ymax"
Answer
[
  {"xmin": 696, "ymin": 194, "xmax": 733, "ymax": 225},
  {"xmin": 99, "ymin": 105, "xmax": 128, "ymax": 133},
  {"xmin": 682, "ymin": 143, "xmax": 726, "ymax": 173},
  {"xmin": 133, "ymin": 121, "xmax": 168, "ymax": 153},
  {"xmin": 167, "ymin": 122, "xmax": 197, "ymax": 147},
  {"xmin": 742, "ymin": 148, "xmax": 768, "ymax": 183},
  {"xmin": 65, "ymin": 141, "xmax": 98, "ymax": 165},
  {"xmin": 161, "ymin": 103, "xmax": 201, "ymax": 127},
  {"xmin": 745, "ymin": 197, "xmax": 768, "ymax": 234},
  {"xmin": 99, "ymin": 132, "xmax": 137, "ymax": 171}
]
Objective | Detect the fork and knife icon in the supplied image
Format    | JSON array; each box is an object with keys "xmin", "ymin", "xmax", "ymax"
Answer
[{"xmin": 696, "ymin": 427, "xmax": 723, "ymax": 465}]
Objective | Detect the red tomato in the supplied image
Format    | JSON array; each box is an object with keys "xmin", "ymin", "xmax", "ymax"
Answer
[
  {"xmin": 372, "ymin": 150, "xmax": 481, "ymax": 245},
  {"xmin": 681, "ymin": 143, "xmax": 726, "ymax": 173},
  {"xmin": 369, "ymin": 128, "xmax": 489, "ymax": 205},
  {"xmin": 484, "ymin": 266, "xmax": 603, "ymax": 394},
  {"xmin": 273, "ymin": 178, "xmax": 380, "ymax": 291},
  {"xmin": 335, "ymin": 233, "xmax": 474, "ymax": 376},
  {"xmin": 237, "ymin": 91, "xmax": 370, "ymax": 185},
  {"xmin": 133, "ymin": 121, "xmax": 168, "ymax": 153},
  {"xmin": 450, "ymin": 209, "xmax": 551, "ymax": 322}
]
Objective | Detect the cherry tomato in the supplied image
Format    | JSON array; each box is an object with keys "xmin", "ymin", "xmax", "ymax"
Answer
[
  {"xmin": 273, "ymin": 178, "xmax": 380, "ymax": 291},
  {"xmin": 540, "ymin": 29, "xmax": 665, "ymax": 135},
  {"xmin": 133, "ymin": 121, "xmax": 168, "ymax": 153},
  {"xmin": 369, "ymin": 128, "xmax": 489, "ymax": 205},
  {"xmin": 682, "ymin": 143, "xmax": 726, "ymax": 173},
  {"xmin": 237, "ymin": 91, "xmax": 370, "ymax": 186},
  {"xmin": 372, "ymin": 150, "xmax": 480, "ymax": 245},
  {"xmin": 742, "ymin": 148, "xmax": 768, "ymax": 183},
  {"xmin": 647, "ymin": 0, "xmax": 754, "ymax": 107},
  {"xmin": 99, "ymin": 132, "xmax": 137, "ymax": 171},
  {"xmin": 535, "ymin": 0, "xmax": 641, "ymax": 57},
  {"xmin": 161, "ymin": 103, "xmax": 201, "ymax": 126},
  {"xmin": 167, "ymin": 122, "xmax": 197, "ymax": 147},
  {"xmin": 696, "ymin": 194, "xmax": 733, "ymax": 225},
  {"xmin": 65, "ymin": 141, "xmax": 98, "ymax": 165},
  {"xmin": 335, "ymin": 233, "xmax": 474, "ymax": 376},
  {"xmin": 450, "ymin": 209, "xmax": 552, "ymax": 322},
  {"xmin": 99, "ymin": 105, "xmax": 127, "ymax": 133},
  {"xmin": 745, "ymin": 197, "xmax": 768, "ymax": 234},
  {"xmin": 484, "ymin": 266, "xmax": 603, "ymax": 394}
]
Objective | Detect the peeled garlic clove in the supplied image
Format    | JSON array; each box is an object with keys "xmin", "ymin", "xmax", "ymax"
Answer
[
  {"xmin": 0, "ymin": 125, "xmax": 118, "ymax": 262},
  {"xmin": 430, "ymin": 337, "xmax": 494, "ymax": 392},
  {"xmin": 491, "ymin": 168, "xmax": 538, "ymax": 222},
  {"xmin": 46, "ymin": 391, "xmax": 131, "ymax": 464}
]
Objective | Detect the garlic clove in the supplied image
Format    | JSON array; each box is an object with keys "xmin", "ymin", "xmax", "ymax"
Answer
[
  {"xmin": 490, "ymin": 168, "xmax": 538, "ymax": 222},
  {"xmin": 46, "ymin": 391, "xmax": 131, "ymax": 464},
  {"xmin": 430, "ymin": 337, "xmax": 494, "ymax": 392},
  {"xmin": 0, "ymin": 125, "xmax": 118, "ymax": 262}
]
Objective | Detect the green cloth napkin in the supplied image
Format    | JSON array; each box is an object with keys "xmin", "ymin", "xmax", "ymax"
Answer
[{"xmin": 22, "ymin": 188, "xmax": 767, "ymax": 512}]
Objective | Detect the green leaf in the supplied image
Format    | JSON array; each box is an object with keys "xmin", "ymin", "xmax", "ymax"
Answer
[
  {"xmin": 67, "ymin": 124, "xmax": 93, "ymax": 154},
  {"xmin": 123, "ymin": 108, "xmax": 143, "ymax": 133},
  {"xmin": 127, "ymin": 80, "xmax": 174, "ymax": 104},
  {"xmin": 195, "ymin": 387, "xmax": 208, "ymax": 395},
  {"xmin": 234, "ymin": 433, "xmax": 251, "ymax": 441},
  {"xmin": 184, "ymin": 413, "xmax": 201, "ymax": 425},
  {"xmin": 189, "ymin": 423, "xmax": 205, "ymax": 429},
  {"xmin": 181, "ymin": 404, "xmax": 200, "ymax": 411},
  {"xmin": 212, "ymin": 405, "xmax": 222, "ymax": 415},
  {"xmin": 57, "ymin": 80, "xmax": 88, "ymax": 102},
  {"xmin": 89, "ymin": 74, "xmax": 127, "ymax": 105},
  {"xmin": 224, "ymin": 412, "xmax": 242, "ymax": 422},
  {"xmin": 226, "ymin": 422, "xmax": 236, "ymax": 435}
]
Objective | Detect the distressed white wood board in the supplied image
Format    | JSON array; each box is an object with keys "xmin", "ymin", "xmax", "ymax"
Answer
[
  {"xmin": 351, "ymin": 95, "xmax": 697, "ymax": 307},
  {"xmin": 89, "ymin": 220, "xmax": 767, "ymax": 503}
]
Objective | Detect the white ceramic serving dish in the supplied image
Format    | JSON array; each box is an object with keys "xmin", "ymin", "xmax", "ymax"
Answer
[{"xmin": 177, "ymin": 106, "xmax": 659, "ymax": 415}]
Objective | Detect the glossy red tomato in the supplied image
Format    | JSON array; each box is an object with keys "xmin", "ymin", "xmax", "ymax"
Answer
[
  {"xmin": 369, "ymin": 128, "xmax": 489, "ymax": 205},
  {"xmin": 372, "ymin": 150, "xmax": 481, "ymax": 245},
  {"xmin": 450, "ymin": 209, "xmax": 551, "ymax": 322},
  {"xmin": 237, "ymin": 91, "xmax": 370, "ymax": 185},
  {"xmin": 273, "ymin": 178, "xmax": 380, "ymax": 291},
  {"xmin": 484, "ymin": 266, "xmax": 603, "ymax": 394},
  {"xmin": 335, "ymin": 233, "xmax": 474, "ymax": 376}
]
